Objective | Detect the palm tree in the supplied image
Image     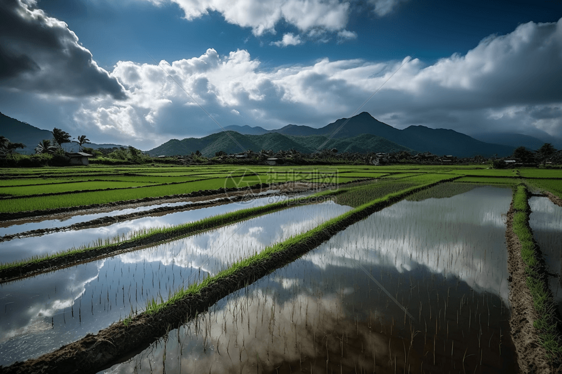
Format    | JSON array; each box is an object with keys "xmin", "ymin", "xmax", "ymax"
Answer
[
  {"xmin": 35, "ymin": 139, "xmax": 58, "ymax": 154},
  {"xmin": 52, "ymin": 128, "xmax": 71, "ymax": 148},
  {"xmin": 75, "ymin": 135, "xmax": 90, "ymax": 151}
]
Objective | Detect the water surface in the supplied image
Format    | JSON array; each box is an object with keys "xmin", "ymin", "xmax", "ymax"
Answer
[
  {"xmin": 0, "ymin": 194, "xmax": 296, "ymax": 264},
  {"xmin": 104, "ymin": 186, "xmax": 518, "ymax": 373},
  {"xmin": 0, "ymin": 201, "xmax": 350, "ymax": 366},
  {"xmin": 529, "ymin": 197, "xmax": 562, "ymax": 315}
]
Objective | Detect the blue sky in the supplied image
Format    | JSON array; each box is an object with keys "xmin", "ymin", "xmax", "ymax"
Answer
[{"xmin": 1, "ymin": 0, "xmax": 562, "ymax": 149}]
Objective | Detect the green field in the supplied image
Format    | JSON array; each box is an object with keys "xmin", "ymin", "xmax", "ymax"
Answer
[{"xmin": 1, "ymin": 164, "xmax": 561, "ymax": 213}]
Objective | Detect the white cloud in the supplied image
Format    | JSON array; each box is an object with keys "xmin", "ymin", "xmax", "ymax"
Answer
[
  {"xmin": 147, "ymin": 0, "xmax": 350, "ymax": 36},
  {"xmin": 271, "ymin": 33, "xmax": 303, "ymax": 47},
  {"xmin": 368, "ymin": 0, "xmax": 407, "ymax": 16},
  {"xmin": 337, "ymin": 29, "xmax": 357, "ymax": 40},
  {"xmin": 3, "ymin": 17, "xmax": 562, "ymax": 149}
]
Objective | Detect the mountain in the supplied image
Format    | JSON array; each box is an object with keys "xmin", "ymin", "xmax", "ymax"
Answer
[
  {"xmin": 261, "ymin": 112, "xmax": 514, "ymax": 157},
  {"xmin": 0, "ymin": 112, "xmax": 53, "ymax": 154},
  {"xmin": 0, "ymin": 112, "xmax": 124, "ymax": 153},
  {"xmin": 222, "ymin": 125, "xmax": 269, "ymax": 135},
  {"xmin": 471, "ymin": 133, "xmax": 548, "ymax": 150},
  {"xmin": 209, "ymin": 113, "xmax": 516, "ymax": 157},
  {"xmin": 147, "ymin": 131, "xmax": 411, "ymax": 157}
]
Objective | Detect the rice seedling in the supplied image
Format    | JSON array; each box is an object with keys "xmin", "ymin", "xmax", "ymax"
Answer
[
  {"xmin": 103, "ymin": 185, "xmax": 518, "ymax": 373},
  {"xmin": 0, "ymin": 201, "xmax": 350, "ymax": 366}
]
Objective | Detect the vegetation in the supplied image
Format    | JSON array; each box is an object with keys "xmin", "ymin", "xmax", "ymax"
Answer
[
  {"xmin": 511, "ymin": 184, "xmax": 562, "ymax": 362},
  {"xmin": 527, "ymin": 179, "xmax": 562, "ymax": 198}
]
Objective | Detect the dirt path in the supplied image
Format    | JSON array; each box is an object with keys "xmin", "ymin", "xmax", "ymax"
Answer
[{"xmin": 505, "ymin": 203, "xmax": 557, "ymax": 374}]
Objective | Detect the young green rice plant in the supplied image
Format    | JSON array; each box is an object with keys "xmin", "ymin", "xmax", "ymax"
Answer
[{"xmin": 511, "ymin": 184, "xmax": 562, "ymax": 362}]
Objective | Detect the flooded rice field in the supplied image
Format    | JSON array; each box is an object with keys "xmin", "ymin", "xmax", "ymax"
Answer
[
  {"xmin": 529, "ymin": 196, "xmax": 562, "ymax": 315},
  {"xmin": 0, "ymin": 194, "xmax": 300, "ymax": 265},
  {"xmin": 0, "ymin": 201, "xmax": 192, "ymax": 237},
  {"xmin": 0, "ymin": 189, "xmax": 285, "ymax": 238},
  {"xmin": 102, "ymin": 186, "xmax": 517, "ymax": 373},
  {"xmin": 0, "ymin": 201, "xmax": 350, "ymax": 366}
]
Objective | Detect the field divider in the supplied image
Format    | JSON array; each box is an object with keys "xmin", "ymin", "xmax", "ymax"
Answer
[
  {"xmin": 0, "ymin": 189, "xmax": 346, "ymax": 284},
  {"xmin": 505, "ymin": 184, "xmax": 562, "ymax": 371},
  {"xmin": 0, "ymin": 175, "xmax": 459, "ymax": 374},
  {"xmin": 0, "ymin": 174, "xmax": 250, "ymax": 201}
]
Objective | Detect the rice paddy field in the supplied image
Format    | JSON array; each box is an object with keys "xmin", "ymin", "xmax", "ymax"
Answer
[{"xmin": 0, "ymin": 164, "xmax": 561, "ymax": 373}]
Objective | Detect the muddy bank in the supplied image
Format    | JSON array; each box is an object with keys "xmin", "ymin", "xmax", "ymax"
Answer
[
  {"xmin": 505, "ymin": 203, "xmax": 561, "ymax": 373},
  {"xmin": 545, "ymin": 191, "xmax": 562, "ymax": 208},
  {"xmin": 0, "ymin": 178, "xmax": 452, "ymax": 374}
]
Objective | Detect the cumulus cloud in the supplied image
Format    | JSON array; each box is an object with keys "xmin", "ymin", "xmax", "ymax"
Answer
[
  {"xmin": 271, "ymin": 33, "xmax": 303, "ymax": 47},
  {"xmin": 337, "ymin": 29, "xmax": 357, "ymax": 40},
  {"xmin": 0, "ymin": 0, "xmax": 126, "ymax": 99},
  {"xmin": 4, "ymin": 16, "xmax": 562, "ymax": 148},
  {"xmin": 147, "ymin": 0, "xmax": 350, "ymax": 36}
]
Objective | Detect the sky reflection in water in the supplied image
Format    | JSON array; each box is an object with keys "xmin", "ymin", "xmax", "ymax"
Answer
[
  {"xmin": 0, "ymin": 200, "xmax": 350, "ymax": 366},
  {"xmin": 104, "ymin": 186, "xmax": 517, "ymax": 374}
]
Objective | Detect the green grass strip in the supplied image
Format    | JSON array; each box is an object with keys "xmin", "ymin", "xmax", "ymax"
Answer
[
  {"xmin": 511, "ymin": 184, "xmax": 562, "ymax": 362},
  {"xmin": 0, "ymin": 189, "xmax": 345, "ymax": 280},
  {"xmin": 143, "ymin": 175, "xmax": 458, "ymax": 315}
]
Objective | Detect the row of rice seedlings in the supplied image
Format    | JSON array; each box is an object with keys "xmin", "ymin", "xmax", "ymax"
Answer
[
  {"xmin": 456, "ymin": 177, "xmax": 521, "ymax": 185},
  {"xmin": 528, "ymin": 196, "xmax": 562, "ymax": 315},
  {"xmin": 135, "ymin": 178, "xmax": 457, "ymax": 318},
  {"xmin": 107, "ymin": 185, "xmax": 516, "ymax": 373},
  {"xmin": 0, "ymin": 203, "xmax": 350, "ymax": 366},
  {"xmin": 511, "ymin": 184, "xmax": 562, "ymax": 361},
  {"xmin": 527, "ymin": 179, "xmax": 562, "ymax": 199},
  {"xmin": 0, "ymin": 190, "xmax": 343, "ymax": 273},
  {"xmin": 0, "ymin": 181, "xmax": 161, "ymax": 198},
  {"xmin": 0, "ymin": 178, "xmax": 251, "ymax": 213},
  {"xmin": 519, "ymin": 169, "xmax": 562, "ymax": 179}
]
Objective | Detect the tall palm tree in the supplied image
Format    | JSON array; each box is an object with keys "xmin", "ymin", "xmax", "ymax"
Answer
[
  {"xmin": 52, "ymin": 128, "xmax": 71, "ymax": 148},
  {"xmin": 75, "ymin": 135, "xmax": 90, "ymax": 151}
]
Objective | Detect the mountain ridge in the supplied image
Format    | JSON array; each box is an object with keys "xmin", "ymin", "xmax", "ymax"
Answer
[
  {"xmin": 147, "ymin": 131, "xmax": 412, "ymax": 157},
  {"xmin": 204, "ymin": 112, "xmax": 518, "ymax": 157},
  {"xmin": 0, "ymin": 112, "xmax": 125, "ymax": 153}
]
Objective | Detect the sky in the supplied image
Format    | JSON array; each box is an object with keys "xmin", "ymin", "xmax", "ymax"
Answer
[{"xmin": 1, "ymin": 0, "xmax": 562, "ymax": 150}]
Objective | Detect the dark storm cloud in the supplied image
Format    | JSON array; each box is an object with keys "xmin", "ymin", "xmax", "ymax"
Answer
[{"xmin": 0, "ymin": 0, "xmax": 126, "ymax": 99}]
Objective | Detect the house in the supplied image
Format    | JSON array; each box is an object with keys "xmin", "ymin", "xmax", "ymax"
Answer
[
  {"xmin": 67, "ymin": 152, "xmax": 92, "ymax": 166},
  {"xmin": 266, "ymin": 157, "xmax": 281, "ymax": 165}
]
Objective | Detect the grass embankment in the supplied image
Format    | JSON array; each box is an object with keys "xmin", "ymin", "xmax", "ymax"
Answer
[
  {"xmin": 0, "ymin": 190, "xmax": 344, "ymax": 283},
  {"xmin": 527, "ymin": 179, "xmax": 562, "ymax": 200},
  {"xmin": 511, "ymin": 184, "xmax": 562, "ymax": 363},
  {"xmin": 0, "ymin": 176, "xmax": 459, "ymax": 374}
]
